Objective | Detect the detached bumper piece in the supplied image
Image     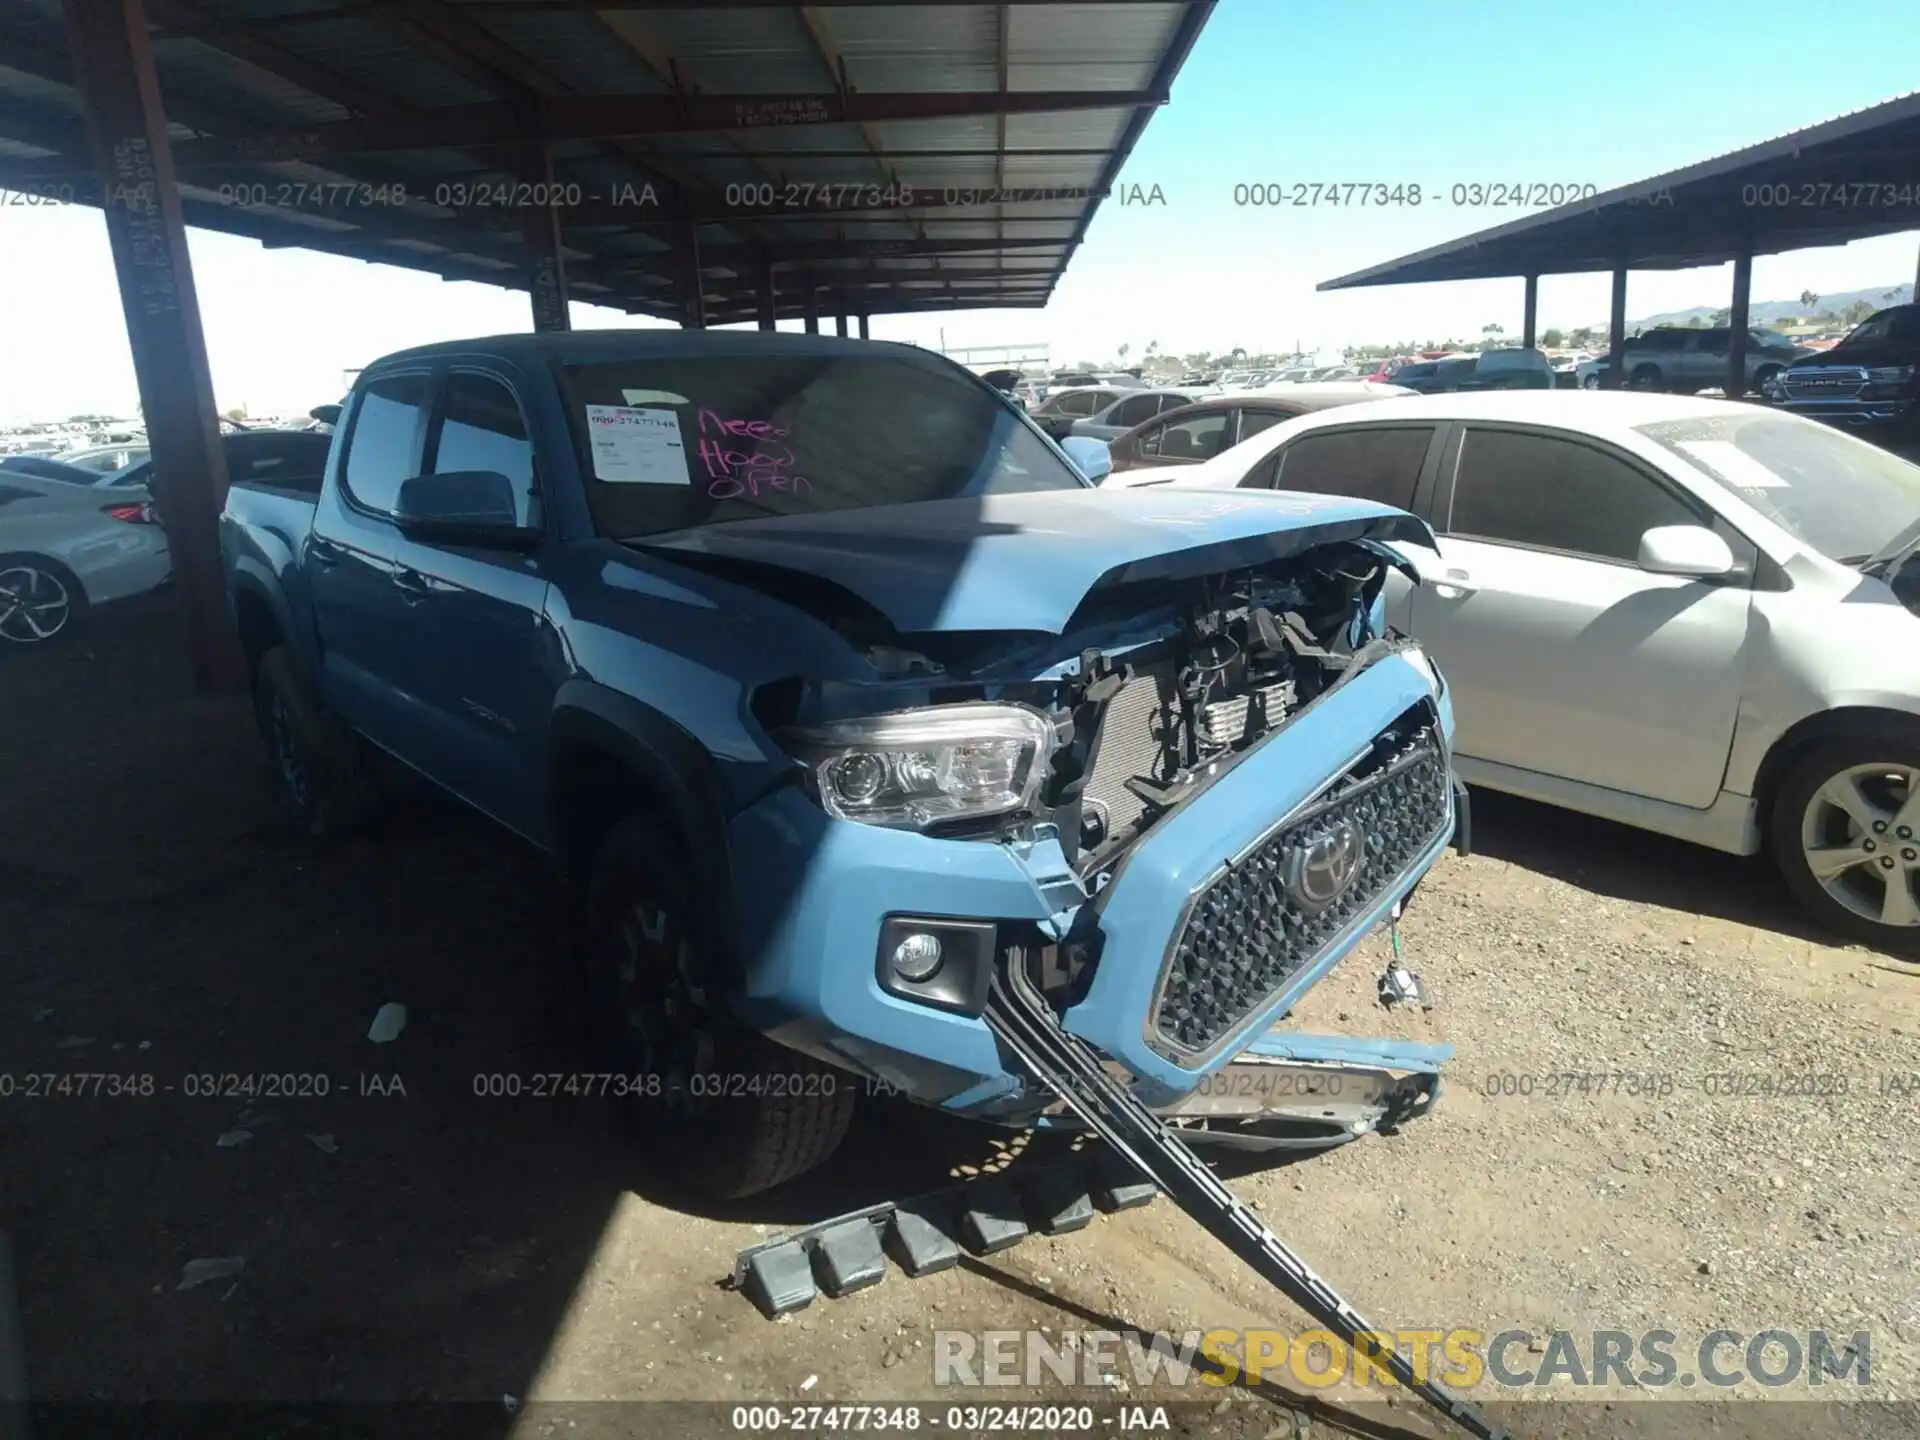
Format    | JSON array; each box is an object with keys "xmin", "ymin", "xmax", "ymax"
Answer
[
  {"xmin": 981, "ymin": 961, "xmax": 1511, "ymax": 1440},
  {"xmin": 726, "ymin": 1154, "xmax": 1154, "ymax": 1319}
]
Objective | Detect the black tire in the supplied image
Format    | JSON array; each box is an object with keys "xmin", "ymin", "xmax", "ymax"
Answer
[
  {"xmin": 0, "ymin": 554, "xmax": 85, "ymax": 648},
  {"xmin": 252, "ymin": 646, "xmax": 383, "ymax": 838},
  {"xmin": 1769, "ymin": 737, "xmax": 1920, "ymax": 960},
  {"xmin": 582, "ymin": 816, "xmax": 855, "ymax": 1198},
  {"xmin": 1629, "ymin": 364, "xmax": 1664, "ymax": 391},
  {"xmin": 1752, "ymin": 364, "xmax": 1783, "ymax": 395}
]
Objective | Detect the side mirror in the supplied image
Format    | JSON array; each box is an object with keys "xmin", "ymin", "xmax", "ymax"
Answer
[
  {"xmin": 1060, "ymin": 435, "xmax": 1113, "ymax": 483},
  {"xmin": 309, "ymin": 403, "xmax": 342, "ymax": 427},
  {"xmin": 1637, "ymin": 524, "xmax": 1735, "ymax": 578},
  {"xmin": 393, "ymin": 470, "xmax": 540, "ymax": 549}
]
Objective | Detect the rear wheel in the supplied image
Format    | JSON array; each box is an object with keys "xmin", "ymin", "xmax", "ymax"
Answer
[
  {"xmin": 253, "ymin": 646, "xmax": 383, "ymax": 838},
  {"xmin": 582, "ymin": 816, "xmax": 855, "ymax": 1197},
  {"xmin": 1770, "ymin": 739, "xmax": 1920, "ymax": 960},
  {"xmin": 0, "ymin": 556, "xmax": 83, "ymax": 648},
  {"xmin": 1629, "ymin": 364, "xmax": 1664, "ymax": 391}
]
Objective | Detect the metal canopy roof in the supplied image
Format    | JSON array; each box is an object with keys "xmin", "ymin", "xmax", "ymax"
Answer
[
  {"xmin": 1319, "ymin": 90, "xmax": 1920, "ymax": 291},
  {"xmin": 0, "ymin": 0, "xmax": 1214, "ymax": 324}
]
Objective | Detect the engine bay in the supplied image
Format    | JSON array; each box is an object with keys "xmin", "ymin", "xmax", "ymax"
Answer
[{"xmin": 1045, "ymin": 542, "xmax": 1396, "ymax": 869}]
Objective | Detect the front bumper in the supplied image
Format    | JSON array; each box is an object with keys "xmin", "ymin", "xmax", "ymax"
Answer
[
  {"xmin": 727, "ymin": 648, "xmax": 1454, "ymax": 1113},
  {"xmin": 1776, "ymin": 397, "xmax": 1920, "ymax": 431}
]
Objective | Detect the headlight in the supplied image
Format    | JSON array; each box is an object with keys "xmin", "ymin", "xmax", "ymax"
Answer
[
  {"xmin": 780, "ymin": 702, "xmax": 1056, "ymax": 830},
  {"xmin": 1397, "ymin": 644, "xmax": 1445, "ymax": 698},
  {"xmin": 1866, "ymin": 365, "xmax": 1916, "ymax": 387}
]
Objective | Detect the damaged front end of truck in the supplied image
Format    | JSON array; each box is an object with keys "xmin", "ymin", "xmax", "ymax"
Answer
[{"xmin": 645, "ymin": 487, "xmax": 1466, "ymax": 1151}]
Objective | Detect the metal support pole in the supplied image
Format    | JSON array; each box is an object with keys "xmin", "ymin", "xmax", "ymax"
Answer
[
  {"xmin": 1727, "ymin": 248, "xmax": 1753, "ymax": 398},
  {"xmin": 62, "ymin": 0, "xmax": 244, "ymax": 693},
  {"xmin": 680, "ymin": 222, "xmax": 706, "ymax": 329},
  {"xmin": 520, "ymin": 136, "xmax": 570, "ymax": 332},
  {"xmin": 857, "ymin": 312, "xmax": 869, "ymax": 340},
  {"xmin": 1605, "ymin": 267, "xmax": 1629, "ymax": 390},
  {"xmin": 755, "ymin": 255, "xmax": 776, "ymax": 331},
  {"xmin": 803, "ymin": 282, "xmax": 819, "ymax": 334},
  {"xmin": 835, "ymin": 313, "xmax": 849, "ymax": 338},
  {"xmin": 1521, "ymin": 275, "xmax": 1538, "ymax": 350}
]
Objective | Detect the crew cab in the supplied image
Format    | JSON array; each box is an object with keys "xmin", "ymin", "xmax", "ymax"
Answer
[{"xmin": 220, "ymin": 331, "xmax": 1465, "ymax": 1196}]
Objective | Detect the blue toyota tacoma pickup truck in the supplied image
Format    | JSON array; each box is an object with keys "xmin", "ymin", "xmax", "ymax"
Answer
[{"xmin": 220, "ymin": 330, "xmax": 1466, "ymax": 1198}]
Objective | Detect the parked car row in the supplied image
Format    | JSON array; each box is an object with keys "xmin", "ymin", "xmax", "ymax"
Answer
[{"xmin": 1, "ymin": 428, "xmax": 332, "ymax": 648}]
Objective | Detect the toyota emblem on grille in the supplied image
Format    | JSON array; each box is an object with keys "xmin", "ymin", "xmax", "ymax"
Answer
[{"xmin": 1285, "ymin": 818, "xmax": 1365, "ymax": 912}]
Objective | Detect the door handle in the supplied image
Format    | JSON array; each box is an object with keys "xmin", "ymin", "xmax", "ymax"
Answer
[
  {"xmin": 392, "ymin": 567, "xmax": 431, "ymax": 604},
  {"xmin": 1428, "ymin": 567, "xmax": 1478, "ymax": 597},
  {"xmin": 307, "ymin": 536, "xmax": 344, "ymax": 568}
]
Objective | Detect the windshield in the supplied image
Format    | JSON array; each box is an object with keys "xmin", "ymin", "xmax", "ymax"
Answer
[
  {"xmin": 564, "ymin": 353, "xmax": 1086, "ymax": 539},
  {"xmin": 1637, "ymin": 412, "xmax": 1920, "ymax": 562},
  {"xmin": 1839, "ymin": 306, "xmax": 1920, "ymax": 348}
]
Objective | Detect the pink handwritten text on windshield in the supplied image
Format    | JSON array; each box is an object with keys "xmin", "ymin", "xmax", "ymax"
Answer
[{"xmin": 697, "ymin": 408, "xmax": 813, "ymax": 501}]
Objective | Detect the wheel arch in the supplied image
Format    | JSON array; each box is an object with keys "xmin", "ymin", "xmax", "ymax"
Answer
[
  {"xmin": 229, "ymin": 572, "xmax": 290, "ymax": 685},
  {"xmin": 1752, "ymin": 705, "xmax": 1920, "ymax": 833},
  {"xmin": 548, "ymin": 679, "xmax": 744, "ymax": 969}
]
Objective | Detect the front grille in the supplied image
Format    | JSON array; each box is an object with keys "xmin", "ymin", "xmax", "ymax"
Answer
[
  {"xmin": 1783, "ymin": 368, "xmax": 1868, "ymax": 400},
  {"xmin": 1148, "ymin": 718, "xmax": 1450, "ymax": 1062}
]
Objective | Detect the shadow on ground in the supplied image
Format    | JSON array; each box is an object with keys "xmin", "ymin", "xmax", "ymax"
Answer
[
  {"xmin": 1461, "ymin": 785, "xmax": 1836, "ymax": 946},
  {"xmin": 0, "ymin": 594, "xmax": 1042, "ymax": 1419}
]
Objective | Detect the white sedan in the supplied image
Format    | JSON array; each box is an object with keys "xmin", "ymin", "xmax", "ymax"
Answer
[
  {"xmin": 0, "ymin": 471, "xmax": 170, "ymax": 646},
  {"xmin": 1106, "ymin": 391, "xmax": 1920, "ymax": 955}
]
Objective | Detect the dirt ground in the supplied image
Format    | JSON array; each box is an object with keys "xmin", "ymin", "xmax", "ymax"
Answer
[{"xmin": 3, "ymin": 592, "xmax": 1916, "ymax": 1440}]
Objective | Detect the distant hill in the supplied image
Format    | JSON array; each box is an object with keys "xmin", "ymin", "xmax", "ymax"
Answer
[{"xmin": 1632, "ymin": 282, "xmax": 1912, "ymax": 330}]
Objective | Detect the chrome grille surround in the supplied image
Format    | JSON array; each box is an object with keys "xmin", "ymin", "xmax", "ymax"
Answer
[{"xmin": 1145, "ymin": 712, "xmax": 1451, "ymax": 1065}]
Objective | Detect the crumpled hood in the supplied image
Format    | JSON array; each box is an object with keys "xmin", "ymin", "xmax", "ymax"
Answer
[{"xmin": 630, "ymin": 487, "xmax": 1432, "ymax": 635}]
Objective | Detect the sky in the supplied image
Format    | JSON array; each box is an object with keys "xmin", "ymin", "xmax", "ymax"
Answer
[{"xmin": 3, "ymin": 0, "xmax": 1919, "ymax": 420}]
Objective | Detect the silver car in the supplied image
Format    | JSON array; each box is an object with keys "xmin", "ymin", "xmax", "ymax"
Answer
[{"xmin": 1065, "ymin": 388, "xmax": 1204, "ymax": 442}]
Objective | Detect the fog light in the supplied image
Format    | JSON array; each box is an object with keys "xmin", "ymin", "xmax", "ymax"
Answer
[{"xmin": 889, "ymin": 932, "xmax": 944, "ymax": 982}]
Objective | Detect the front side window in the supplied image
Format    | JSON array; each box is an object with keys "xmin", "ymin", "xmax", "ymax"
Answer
[
  {"xmin": 430, "ymin": 373, "xmax": 540, "ymax": 526},
  {"xmin": 564, "ymin": 352, "xmax": 1086, "ymax": 539},
  {"xmin": 1840, "ymin": 306, "xmax": 1920, "ymax": 347},
  {"xmin": 342, "ymin": 373, "xmax": 431, "ymax": 515},
  {"xmin": 1449, "ymin": 428, "xmax": 1698, "ymax": 562},
  {"xmin": 1272, "ymin": 426, "xmax": 1433, "ymax": 510},
  {"xmin": 1639, "ymin": 411, "xmax": 1920, "ymax": 563},
  {"xmin": 1150, "ymin": 411, "xmax": 1231, "ymax": 462}
]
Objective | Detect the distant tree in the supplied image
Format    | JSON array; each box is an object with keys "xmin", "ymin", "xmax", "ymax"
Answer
[
  {"xmin": 1844, "ymin": 299, "xmax": 1876, "ymax": 325},
  {"xmin": 221, "ymin": 406, "xmax": 248, "ymax": 421},
  {"xmin": 1481, "ymin": 322, "xmax": 1504, "ymax": 338},
  {"xmin": 1568, "ymin": 326, "xmax": 1595, "ymax": 347},
  {"xmin": 1884, "ymin": 290, "xmax": 1904, "ymax": 303},
  {"xmin": 1710, "ymin": 308, "xmax": 1732, "ymax": 326},
  {"xmin": 1541, "ymin": 327, "xmax": 1565, "ymax": 348},
  {"xmin": 1117, "ymin": 343, "xmax": 1131, "ymax": 366},
  {"xmin": 1230, "ymin": 346, "xmax": 1247, "ymax": 363},
  {"xmin": 1799, "ymin": 289, "xmax": 1820, "ymax": 310}
]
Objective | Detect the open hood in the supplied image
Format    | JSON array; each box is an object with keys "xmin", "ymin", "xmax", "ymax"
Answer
[{"xmin": 629, "ymin": 488, "xmax": 1432, "ymax": 635}]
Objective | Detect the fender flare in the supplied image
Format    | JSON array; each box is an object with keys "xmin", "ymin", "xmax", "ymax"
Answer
[
  {"xmin": 548, "ymin": 678, "xmax": 744, "ymax": 964},
  {"xmin": 226, "ymin": 561, "xmax": 298, "ymax": 678}
]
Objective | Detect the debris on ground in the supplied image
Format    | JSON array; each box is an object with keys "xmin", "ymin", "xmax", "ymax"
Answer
[
  {"xmin": 305, "ymin": 1133, "xmax": 338, "ymax": 1154},
  {"xmin": 214, "ymin": 1130, "xmax": 254, "ymax": 1149},
  {"xmin": 1377, "ymin": 961, "xmax": 1433, "ymax": 1010},
  {"xmin": 176, "ymin": 1257, "xmax": 246, "ymax": 1291},
  {"xmin": 366, "ymin": 1003, "xmax": 407, "ymax": 1043}
]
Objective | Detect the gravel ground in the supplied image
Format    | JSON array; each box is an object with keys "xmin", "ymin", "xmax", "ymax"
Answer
[{"xmin": 2, "ymin": 593, "xmax": 1915, "ymax": 1440}]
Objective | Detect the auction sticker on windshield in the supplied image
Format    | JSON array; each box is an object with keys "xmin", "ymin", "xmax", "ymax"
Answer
[
  {"xmin": 1676, "ymin": 440, "xmax": 1788, "ymax": 489},
  {"xmin": 585, "ymin": 404, "xmax": 689, "ymax": 484}
]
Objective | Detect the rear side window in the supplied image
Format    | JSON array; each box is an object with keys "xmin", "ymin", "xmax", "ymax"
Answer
[
  {"xmin": 342, "ymin": 373, "xmax": 430, "ymax": 515},
  {"xmin": 1270, "ymin": 426, "xmax": 1433, "ymax": 509},
  {"xmin": 1448, "ymin": 428, "xmax": 1699, "ymax": 562},
  {"xmin": 429, "ymin": 372, "xmax": 540, "ymax": 527},
  {"xmin": 1105, "ymin": 393, "xmax": 1163, "ymax": 428},
  {"xmin": 1237, "ymin": 408, "xmax": 1291, "ymax": 442},
  {"xmin": 0, "ymin": 483, "xmax": 42, "ymax": 507}
]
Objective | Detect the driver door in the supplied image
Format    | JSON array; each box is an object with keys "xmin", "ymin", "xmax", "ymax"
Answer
[{"xmin": 1409, "ymin": 424, "xmax": 1754, "ymax": 809}]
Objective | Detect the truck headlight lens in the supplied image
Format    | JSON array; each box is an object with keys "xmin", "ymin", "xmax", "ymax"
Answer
[
  {"xmin": 1866, "ymin": 365, "xmax": 1916, "ymax": 389},
  {"xmin": 782, "ymin": 703, "xmax": 1055, "ymax": 830}
]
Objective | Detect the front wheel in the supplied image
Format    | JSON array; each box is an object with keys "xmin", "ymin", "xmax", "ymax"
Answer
[
  {"xmin": 1581, "ymin": 373, "xmax": 1601, "ymax": 391},
  {"xmin": 1770, "ymin": 740, "xmax": 1920, "ymax": 959},
  {"xmin": 1629, "ymin": 364, "xmax": 1664, "ymax": 391},
  {"xmin": 582, "ymin": 816, "xmax": 855, "ymax": 1198}
]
